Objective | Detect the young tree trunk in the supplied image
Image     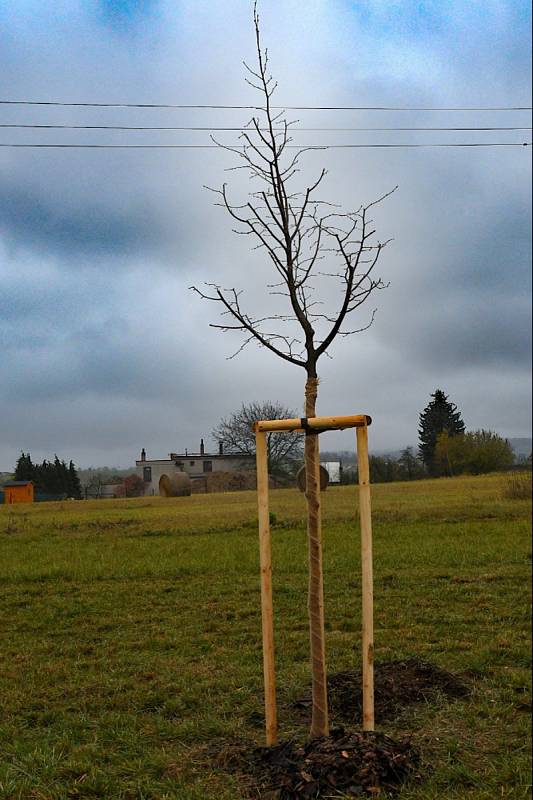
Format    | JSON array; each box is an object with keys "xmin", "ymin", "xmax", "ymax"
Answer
[{"xmin": 304, "ymin": 374, "xmax": 329, "ymax": 738}]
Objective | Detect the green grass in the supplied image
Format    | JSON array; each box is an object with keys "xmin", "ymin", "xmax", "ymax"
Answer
[{"xmin": 0, "ymin": 474, "xmax": 530, "ymax": 799}]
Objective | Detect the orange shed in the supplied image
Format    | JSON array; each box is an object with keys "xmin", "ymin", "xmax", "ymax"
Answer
[{"xmin": 3, "ymin": 481, "xmax": 34, "ymax": 504}]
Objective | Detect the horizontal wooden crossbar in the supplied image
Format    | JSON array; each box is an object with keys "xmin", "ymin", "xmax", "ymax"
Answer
[{"xmin": 253, "ymin": 414, "xmax": 371, "ymax": 434}]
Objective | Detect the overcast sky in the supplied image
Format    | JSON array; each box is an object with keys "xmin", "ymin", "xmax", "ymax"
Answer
[{"xmin": 0, "ymin": 0, "xmax": 531, "ymax": 470}]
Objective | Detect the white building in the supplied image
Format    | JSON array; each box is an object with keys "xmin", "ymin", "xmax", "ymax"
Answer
[
  {"xmin": 321, "ymin": 461, "xmax": 341, "ymax": 483},
  {"xmin": 135, "ymin": 440, "xmax": 255, "ymax": 495}
]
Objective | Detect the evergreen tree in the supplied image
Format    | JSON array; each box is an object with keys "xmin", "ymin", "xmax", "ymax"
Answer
[
  {"xmin": 53, "ymin": 455, "xmax": 67, "ymax": 495},
  {"xmin": 418, "ymin": 389, "xmax": 465, "ymax": 475},
  {"xmin": 13, "ymin": 453, "xmax": 82, "ymax": 497},
  {"xmin": 68, "ymin": 461, "xmax": 82, "ymax": 499},
  {"xmin": 38, "ymin": 459, "xmax": 54, "ymax": 493},
  {"xmin": 14, "ymin": 452, "xmax": 36, "ymax": 483}
]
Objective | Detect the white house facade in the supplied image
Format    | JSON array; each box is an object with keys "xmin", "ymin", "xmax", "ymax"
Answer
[{"xmin": 135, "ymin": 440, "xmax": 255, "ymax": 495}]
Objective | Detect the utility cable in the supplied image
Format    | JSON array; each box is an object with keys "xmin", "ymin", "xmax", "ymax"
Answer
[
  {"xmin": 0, "ymin": 141, "xmax": 530, "ymax": 149},
  {"xmin": 1, "ymin": 124, "xmax": 531, "ymax": 132},
  {"xmin": 0, "ymin": 99, "xmax": 531, "ymax": 111}
]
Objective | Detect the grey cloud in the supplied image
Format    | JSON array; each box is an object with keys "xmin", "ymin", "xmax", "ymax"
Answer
[
  {"xmin": 0, "ymin": 0, "xmax": 530, "ymax": 469},
  {"xmin": 391, "ymin": 297, "xmax": 531, "ymax": 369},
  {"xmin": 0, "ymin": 172, "xmax": 164, "ymax": 258}
]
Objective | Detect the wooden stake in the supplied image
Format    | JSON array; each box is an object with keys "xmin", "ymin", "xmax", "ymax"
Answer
[
  {"xmin": 255, "ymin": 430, "xmax": 278, "ymax": 746},
  {"xmin": 306, "ymin": 428, "xmax": 329, "ymax": 739},
  {"xmin": 356, "ymin": 423, "xmax": 375, "ymax": 732}
]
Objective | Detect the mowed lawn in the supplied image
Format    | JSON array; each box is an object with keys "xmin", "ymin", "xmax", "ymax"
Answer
[{"xmin": 0, "ymin": 474, "xmax": 530, "ymax": 800}]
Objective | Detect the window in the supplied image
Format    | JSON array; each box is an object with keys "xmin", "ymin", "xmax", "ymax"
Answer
[
  {"xmin": 190, "ymin": 460, "xmax": 195, "ymax": 466},
  {"xmin": 143, "ymin": 466, "xmax": 152, "ymax": 483},
  {"xmin": 203, "ymin": 461, "xmax": 212, "ymax": 473}
]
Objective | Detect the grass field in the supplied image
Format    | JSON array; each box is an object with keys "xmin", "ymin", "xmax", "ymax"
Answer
[{"xmin": 0, "ymin": 474, "xmax": 530, "ymax": 799}]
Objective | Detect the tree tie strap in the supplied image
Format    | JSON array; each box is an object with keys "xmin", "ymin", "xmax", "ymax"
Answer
[{"xmin": 300, "ymin": 417, "xmax": 328, "ymax": 436}]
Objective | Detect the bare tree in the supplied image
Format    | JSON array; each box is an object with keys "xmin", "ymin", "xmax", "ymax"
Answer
[
  {"xmin": 191, "ymin": 6, "xmax": 395, "ymax": 740},
  {"xmin": 213, "ymin": 400, "xmax": 303, "ymax": 478}
]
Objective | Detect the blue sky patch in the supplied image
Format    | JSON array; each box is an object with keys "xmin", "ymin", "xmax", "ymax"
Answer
[{"xmin": 97, "ymin": 0, "xmax": 156, "ymax": 30}]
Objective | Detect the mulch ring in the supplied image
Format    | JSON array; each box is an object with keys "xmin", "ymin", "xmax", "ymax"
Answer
[
  {"xmin": 293, "ymin": 659, "xmax": 470, "ymax": 724},
  {"xmin": 218, "ymin": 727, "xmax": 420, "ymax": 799}
]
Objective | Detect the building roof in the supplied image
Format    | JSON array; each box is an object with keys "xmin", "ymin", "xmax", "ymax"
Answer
[
  {"xmin": 136, "ymin": 453, "xmax": 255, "ymax": 466},
  {"xmin": 3, "ymin": 480, "xmax": 34, "ymax": 487},
  {"xmin": 170, "ymin": 452, "xmax": 254, "ymax": 460}
]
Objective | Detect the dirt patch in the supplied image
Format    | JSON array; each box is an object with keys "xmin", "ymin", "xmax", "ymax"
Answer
[
  {"xmin": 294, "ymin": 659, "xmax": 470, "ymax": 724},
  {"xmin": 212, "ymin": 660, "xmax": 468, "ymax": 796},
  {"xmin": 221, "ymin": 728, "xmax": 420, "ymax": 798}
]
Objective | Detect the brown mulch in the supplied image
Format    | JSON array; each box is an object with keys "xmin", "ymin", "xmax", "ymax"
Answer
[
  {"xmin": 238, "ymin": 728, "xmax": 420, "ymax": 798},
  {"xmin": 211, "ymin": 660, "xmax": 469, "ymax": 797},
  {"xmin": 293, "ymin": 659, "xmax": 470, "ymax": 724}
]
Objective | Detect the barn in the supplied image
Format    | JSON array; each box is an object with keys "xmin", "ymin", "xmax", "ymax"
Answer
[{"xmin": 2, "ymin": 481, "xmax": 35, "ymax": 504}]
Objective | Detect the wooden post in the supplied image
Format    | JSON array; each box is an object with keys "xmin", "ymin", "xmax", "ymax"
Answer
[
  {"xmin": 306, "ymin": 427, "xmax": 329, "ymax": 739},
  {"xmin": 356, "ymin": 423, "xmax": 375, "ymax": 732},
  {"xmin": 255, "ymin": 430, "xmax": 278, "ymax": 746}
]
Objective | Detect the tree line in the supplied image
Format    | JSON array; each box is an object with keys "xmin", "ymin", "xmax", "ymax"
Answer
[
  {"xmin": 342, "ymin": 390, "xmax": 518, "ymax": 482},
  {"xmin": 340, "ymin": 447, "xmax": 425, "ymax": 484},
  {"xmin": 6, "ymin": 391, "xmax": 523, "ymax": 502},
  {"xmin": 218, "ymin": 391, "xmax": 522, "ymax": 485},
  {"xmin": 14, "ymin": 453, "xmax": 82, "ymax": 498},
  {"xmin": 418, "ymin": 389, "xmax": 517, "ymax": 477}
]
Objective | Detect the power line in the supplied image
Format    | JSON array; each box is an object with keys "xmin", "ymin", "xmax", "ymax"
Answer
[
  {"xmin": 0, "ymin": 141, "xmax": 530, "ymax": 149},
  {"xmin": 0, "ymin": 99, "xmax": 531, "ymax": 111},
  {"xmin": 1, "ymin": 124, "xmax": 530, "ymax": 132}
]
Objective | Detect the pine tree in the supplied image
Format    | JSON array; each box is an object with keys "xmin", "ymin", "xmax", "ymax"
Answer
[
  {"xmin": 39, "ymin": 459, "xmax": 54, "ymax": 493},
  {"xmin": 14, "ymin": 452, "xmax": 36, "ymax": 482},
  {"xmin": 418, "ymin": 389, "xmax": 465, "ymax": 475},
  {"xmin": 53, "ymin": 455, "xmax": 68, "ymax": 496},
  {"xmin": 13, "ymin": 452, "xmax": 82, "ymax": 497},
  {"xmin": 68, "ymin": 461, "xmax": 82, "ymax": 499}
]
